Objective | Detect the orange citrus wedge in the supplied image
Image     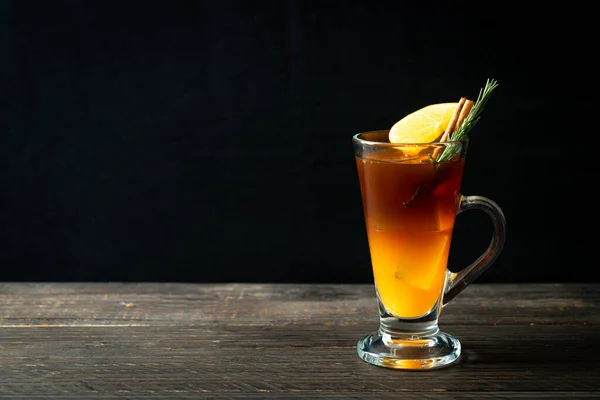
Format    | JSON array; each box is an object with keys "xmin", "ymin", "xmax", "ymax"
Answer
[{"xmin": 389, "ymin": 102, "xmax": 458, "ymax": 143}]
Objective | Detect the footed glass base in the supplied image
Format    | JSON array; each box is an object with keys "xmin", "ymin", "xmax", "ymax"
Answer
[{"xmin": 357, "ymin": 330, "xmax": 461, "ymax": 370}]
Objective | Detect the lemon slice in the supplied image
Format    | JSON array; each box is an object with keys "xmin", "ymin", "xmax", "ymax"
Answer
[{"xmin": 389, "ymin": 102, "xmax": 458, "ymax": 143}]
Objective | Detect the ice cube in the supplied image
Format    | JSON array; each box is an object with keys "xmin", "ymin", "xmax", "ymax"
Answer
[{"xmin": 393, "ymin": 232, "xmax": 450, "ymax": 291}]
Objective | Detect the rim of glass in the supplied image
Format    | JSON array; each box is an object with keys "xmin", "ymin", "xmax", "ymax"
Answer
[{"xmin": 353, "ymin": 131, "xmax": 468, "ymax": 146}]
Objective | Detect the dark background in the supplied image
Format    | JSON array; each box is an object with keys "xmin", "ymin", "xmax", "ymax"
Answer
[{"xmin": 0, "ymin": 1, "xmax": 596, "ymax": 283}]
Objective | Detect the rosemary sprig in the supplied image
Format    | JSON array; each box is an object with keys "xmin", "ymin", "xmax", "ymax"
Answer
[
  {"xmin": 436, "ymin": 78, "xmax": 499, "ymax": 163},
  {"xmin": 403, "ymin": 79, "xmax": 498, "ymax": 207}
]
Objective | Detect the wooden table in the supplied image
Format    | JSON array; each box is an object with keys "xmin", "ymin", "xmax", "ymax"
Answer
[{"xmin": 0, "ymin": 283, "xmax": 598, "ymax": 399}]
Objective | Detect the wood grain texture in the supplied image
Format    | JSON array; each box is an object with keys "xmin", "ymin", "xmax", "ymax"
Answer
[{"xmin": 0, "ymin": 283, "xmax": 599, "ymax": 399}]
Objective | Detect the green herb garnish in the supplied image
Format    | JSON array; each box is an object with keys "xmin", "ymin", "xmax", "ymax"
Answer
[
  {"xmin": 403, "ymin": 79, "xmax": 499, "ymax": 207},
  {"xmin": 436, "ymin": 78, "xmax": 499, "ymax": 163}
]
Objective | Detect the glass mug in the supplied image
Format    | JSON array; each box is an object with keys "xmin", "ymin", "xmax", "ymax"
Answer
[{"xmin": 353, "ymin": 131, "xmax": 506, "ymax": 370}]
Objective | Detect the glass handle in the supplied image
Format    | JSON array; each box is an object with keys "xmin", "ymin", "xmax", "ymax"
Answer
[{"xmin": 443, "ymin": 195, "xmax": 506, "ymax": 306}]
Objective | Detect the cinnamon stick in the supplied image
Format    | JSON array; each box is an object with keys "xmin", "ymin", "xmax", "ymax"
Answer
[
  {"xmin": 456, "ymin": 100, "xmax": 474, "ymax": 131},
  {"xmin": 433, "ymin": 97, "xmax": 474, "ymax": 160},
  {"xmin": 439, "ymin": 97, "xmax": 466, "ymax": 143}
]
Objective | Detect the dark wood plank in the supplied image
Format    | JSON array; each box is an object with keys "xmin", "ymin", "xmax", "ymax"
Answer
[
  {"xmin": 0, "ymin": 283, "xmax": 598, "ymax": 326},
  {"xmin": 1, "ymin": 283, "xmax": 599, "ymax": 399},
  {"xmin": 0, "ymin": 394, "xmax": 598, "ymax": 400},
  {"xmin": 1, "ymin": 325, "xmax": 599, "ymax": 397}
]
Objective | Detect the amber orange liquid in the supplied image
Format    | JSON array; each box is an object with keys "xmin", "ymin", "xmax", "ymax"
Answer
[{"xmin": 356, "ymin": 149, "xmax": 465, "ymax": 318}]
